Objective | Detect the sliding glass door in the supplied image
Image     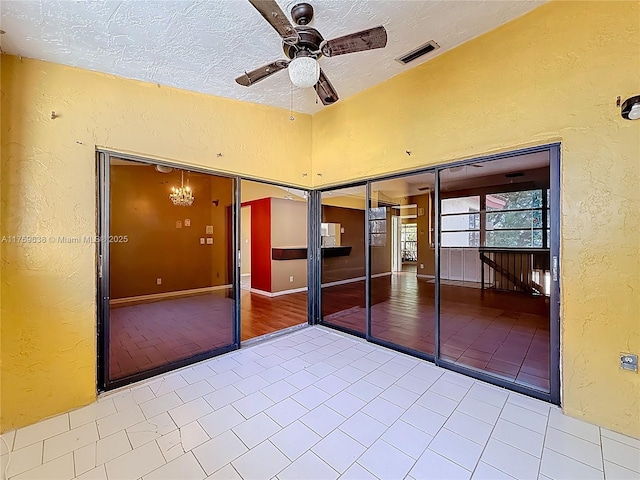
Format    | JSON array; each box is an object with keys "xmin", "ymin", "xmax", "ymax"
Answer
[{"xmin": 98, "ymin": 153, "xmax": 238, "ymax": 389}]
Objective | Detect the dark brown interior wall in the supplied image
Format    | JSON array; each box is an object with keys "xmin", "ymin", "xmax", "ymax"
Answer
[
  {"xmin": 110, "ymin": 165, "xmax": 233, "ymax": 299},
  {"xmin": 321, "ymin": 205, "xmax": 391, "ymax": 283}
]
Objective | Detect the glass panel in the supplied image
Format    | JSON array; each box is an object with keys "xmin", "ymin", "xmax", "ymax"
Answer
[
  {"xmin": 109, "ymin": 158, "xmax": 235, "ymax": 382},
  {"xmin": 442, "ymin": 196, "xmax": 480, "ymax": 214},
  {"xmin": 240, "ymin": 180, "xmax": 309, "ymax": 341},
  {"xmin": 441, "ymin": 213, "xmax": 480, "ymax": 231},
  {"xmin": 369, "ymin": 172, "xmax": 436, "ymax": 355},
  {"xmin": 320, "ymin": 186, "xmax": 367, "ymax": 334},
  {"xmin": 439, "ymin": 156, "xmax": 551, "ymax": 393}
]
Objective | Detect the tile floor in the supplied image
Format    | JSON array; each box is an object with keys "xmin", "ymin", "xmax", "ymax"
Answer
[{"xmin": 2, "ymin": 326, "xmax": 639, "ymax": 480}]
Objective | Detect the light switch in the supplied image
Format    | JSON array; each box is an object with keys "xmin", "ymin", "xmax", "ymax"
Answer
[
  {"xmin": 176, "ymin": 221, "xmax": 182, "ymax": 229},
  {"xmin": 200, "ymin": 238, "xmax": 205, "ymax": 245},
  {"xmin": 184, "ymin": 219, "xmax": 191, "ymax": 227},
  {"xmin": 206, "ymin": 238, "xmax": 213, "ymax": 245},
  {"xmin": 206, "ymin": 225, "xmax": 213, "ymax": 234}
]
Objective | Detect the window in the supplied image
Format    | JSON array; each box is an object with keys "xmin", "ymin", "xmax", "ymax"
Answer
[
  {"xmin": 441, "ymin": 196, "xmax": 480, "ymax": 247},
  {"xmin": 369, "ymin": 206, "xmax": 387, "ymax": 247},
  {"xmin": 401, "ymin": 223, "xmax": 417, "ymax": 262},
  {"xmin": 485, "ymin": 189, "xmax": 544, "ymax": 248}
]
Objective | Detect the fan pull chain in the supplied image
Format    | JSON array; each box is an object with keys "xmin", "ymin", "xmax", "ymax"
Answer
[{"xmin": 289, "ymin": 82, "xmax": 294, "ymax": 121}]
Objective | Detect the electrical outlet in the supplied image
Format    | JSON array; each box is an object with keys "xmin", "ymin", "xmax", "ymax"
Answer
[
  {"xmin": 420, "ymin": 264, "xmax": 424, "ymax": 269},
  {"xmin": 156, "ymin": 278, "xmax": 162, "ymax": 285},
  {"xmin": 200, "ymin": 238, "xmax": 205, "ymax": 245},
  {"xmin": 620, "ymin": 353, "xmax": 638, "ymax": 372},
  {"xmin": 289, "ymin": 276, "xmax": 294, "ymax": 282},
  {"xmin": 184, "ymin": 219, "xmax": 191, "ymax": 227}
]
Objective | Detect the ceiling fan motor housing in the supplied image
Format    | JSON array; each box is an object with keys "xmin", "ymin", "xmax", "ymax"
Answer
[
  {"xmin": 282, "ymin": 27, "xmax": 324, "ymax": 59},
  {"xmin": 291, "ymin": 3, "xmax": 314, "ymax": 25}
]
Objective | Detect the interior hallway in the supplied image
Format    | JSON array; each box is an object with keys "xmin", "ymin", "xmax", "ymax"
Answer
[{"xmin": 2, "ymin": 327, "xmax": 635, "ymax": 480}]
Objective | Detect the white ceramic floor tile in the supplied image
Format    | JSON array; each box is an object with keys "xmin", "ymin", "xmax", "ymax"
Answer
[
  {"xmin": 179, "ymin": 420, "xmax": 210, "ymax": 451},
  {"xmin": 203, "ymin": 385, "xmax": 244, "ymax": 410},
  {"xmin": 144, "ymin": 451, "xmax": 206, "ymax": 480},
  {"xmin": 357, "ymin": 439, "xmax": 414, "ymax": 480},
  {"xmin": 0, "ymin": 430, "xmax": 15, "ymax": 455},
  {"xmin": 361, "ymin": 397, "xmax": 405, "ymax": 426},
  {"xmin": 291, "ymin": 385, "xmax": 332, "ymax": 410},
  {"xmin": 395, "ymin": 374, "xmax": 436, "ymax": 395},
  {"xmin": 285, "ymin": 370, "xmax": 318, "ymax": 390},
  {"xmin": 140, "ymin": 393, "xmax": 183, "ymax": 422},
  {"xmin": 232, "ymin": 362, "xmax": 266, "ymax": 379},
  {"xmin": 401, "ymin": 404, "xmax": 447, "ymax": 436},
  {"xmin": 175, "ymin": 380, "xmax": 215, "ymax": 404},
  {"xmin": 281, "ymin": 358, "xmax": 311, "ymax": 374},
  {"xmin": 381, "ymin": 420, "xmax": 433, "ymax": 459},
  {"xmin": 207, "ymin": 371, "xmax": 243, "ymax": 390},
  {"xmin": 491, "ymin": 418, "xmax": 544, "ymax": 457},
  {"xmin": 126, "ymin": 412, "xmax": 178, "ymax": 448},
  {"xmin": 604, "ymin": 459, "xmax": 640, "ymax": 480},
  {"xmin": 500, "ymin": 402, "xmax": 548, "ymax": 435},
  {"xmin": 208, "ymin": 356, "xmax": 242, "ymax": 374},
  {"xmin": 431, "ymin": 429, "xmax": 482, "ymax": 472},
  {"xmin": 1, "ymin": 442, "xmax": 43, "ymax": 478},
  {"xmin": 192, "ymin": 430, "xmax": 248, "ymax": 475},
  {"xmin": 601, "ymin": 429, "xmax": 640, "ymax": 450},
  {"xmin": 43, "ymin": 421, "xmax": 99, "ymax": 462},
  {"xmin": 149, "ymin": 375, "xmax": 190, "ymax": 397},
  {"xmin": 232, "ymin": 440, "xmax": 290, "ymax": 480},
  {"xmin": 466, "ymin": 383, "xmax": 509, "ymax": 409},
  {"xmin": 300, "ymin": 405, "xmax": 346, "ymax": 437},
  {"xmin": 457, "ymin": 396, "xmax": 501, "ymax": 426},
  {"xmin": 232, "ymin": 413, "xmax": 281, "ymax": 449},
  {"xmin": 324, "ymin": 391, "xmax": 366, "ymax": 418},
  {"xmin": 179, "ymin": 364, "xmax": 215, "ymax": 385},
  {"xmin": 444, "ymin": 411, "xmax": 493, "ymax": 446},
  {"xmin": 315, "ymin": 375, "xmax": 350, "ymax": 396},
  {"xmin": 345, "ymin": 380, "xmax": 384, "ymax": 402},
  {"xmin": 12, "ymin": 452, "xmax": 74, "ymax": 480},
  {"xmin": 260, "ymin": 380, "xmax": 299, "ymax": 403},
  {"xmin": 96, "ymin": 430, "xmax": 132, "ymax": 465},
  {"xmin": 481, "ymin": 438, "xmax": 540, "ymax": 480},
  {"xmin": 105, "ymin": 441, "xmax": 166, "ymax": 480},
  {"xmin": 234, "ymin": 374, "xmax": 271, "ymax": 396},
  {"xmin": 74, "ymin": 442, "xmax": 97, "ymax": 476},
  {"xmin": 429, "ymin": 378, "xmax": 471, "ymax": 402},
  {"xmin": 409, "ymin": 362, "xmax": 443, "ymax": 381},
  {"xmin": 111, "ymin": 387, "xmax": 156, "ymax": 413},
  {"xmin": 507, "ymin": 392, "xmax": 551, "ymax": 417},
  {"xmin": 70, "ymin": 400, "xmax": 117, "ymax": 429},
  {"xmin": 545, "ymin": 426, "xmax": 603, "ymax": 470},
  {"xmin": 362, "ymin": 370, "xmax": 397, "ymax": 390},
  {"xmin": 410, "ymin": 449, "xmax": 472, "ymax": 480},
  {"xmin": 334, "ymin": 366, "xmax": 367, "ymax": 384},
  {"xmin": 540, "ymin": 448, "xmax": 604, "ymax": 480},
  {"xmin": 548, "ymin": 409, "xmax": 600, "ymax": 445},
  {"xmin": 602, "ymin": 436, "xmax": 640, "ymax": 473},
  {"xmin": 232, "ymin": 391, "xmax": 274, "ymax": 419},
  {"xmin": 339, "ymin": 412, "xmax": 387, "ymax": 447},
  {"xmin": 340, "ymin": 462, "xmax": 379, "ymax": 479},
  {"xmin": 305, "ymin": 362, "xmax": 337, "ymax": 379},
  {"xmin": 312, "ymin": 429, "xmax": 366, "ymax": 473},
  {"xmin": 378, "ymin": 359, "xmax": 414, "ymax": 378},
  {"xmin": 76, "ymin": 464, "xmax": 108, "ymax": 480},
  {"xmin": 97, "ymin": 406, "xmax": 147, "ymax": 439},
  {"xmin": 167, "ymin": 397, "xmax": 213, "ymax": 428},
  {"xmin": 270, "ymin": 421, "xmax": 321, "ymax": 461},
  {"xmin": 13, "ymin": 414, "xmax": 69, "ymax": 450},
  {"xmin": 206, "ymin": 464, "xmax": 242, "ymax": 479},
  {"xmin": 157, "ymin": 430, "xmax": 185, "ymax": 463},
  {"xmin": 442, "ymin": 371, "xmax": 475, "ymax": 388},
  {"xmin": 264, "ymin": 397, "xmax": 308, "ymax": 427},
  {"xmin": 198, "ymin": 405, "xmax": 245, "ymax": 438},
  {"xmin": 277, "ymin": 451, "xmax": 339, "ymax": 480},
  {"xmin": 417, "ymin": 390, "xmax": 459, "ymax": 417},
  {"xmin": 472, "ymin": 461, "xmax": 515, "ymax": 479}
]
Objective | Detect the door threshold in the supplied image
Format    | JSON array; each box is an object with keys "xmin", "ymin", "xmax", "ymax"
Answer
[{"xmin": 242, "ymin": 323, "xmax": 309, "ymax": 347}]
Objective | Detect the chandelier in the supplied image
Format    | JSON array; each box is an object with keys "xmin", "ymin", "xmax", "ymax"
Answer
[{"xmin": 169, "ymin": 171, "xmax": 194, "ymax": 206}]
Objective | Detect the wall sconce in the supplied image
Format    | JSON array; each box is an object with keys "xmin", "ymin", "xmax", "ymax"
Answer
[{"xmin": 620, "ymin": 95, "xmax": 640, "ymax": 120}]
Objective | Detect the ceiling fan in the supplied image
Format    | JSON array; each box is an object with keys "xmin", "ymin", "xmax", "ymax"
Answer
[{"xmin": 235, "ymin": 0, "xmax": 388, "ymax": 105}]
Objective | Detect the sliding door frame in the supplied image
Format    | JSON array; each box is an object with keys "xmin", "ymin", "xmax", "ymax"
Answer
[{"xmin": 317, "ymin": 143, "xmax": 561, "ymax": 405}]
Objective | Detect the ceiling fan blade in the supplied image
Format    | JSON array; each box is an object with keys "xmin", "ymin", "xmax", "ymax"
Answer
[
  {"xmin": 321, "ymin": 26, "xmax": 387, "ymax": 57},
  {"xmin": 314, "ymin": 69, "xmax": 339, "ymax": 105},
  {"xmin": 247, "ymin": 0, "xmax": 300, "ymax": 43},
  {"xmin": 235, "ymin": 60, "xmax": 289, "ymax": 87}
]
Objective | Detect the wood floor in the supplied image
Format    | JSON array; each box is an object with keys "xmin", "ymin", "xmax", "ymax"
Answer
[
  {"xmin": 322, "ymin": 273, "xmax": 550, "ymax": 391},
  {"xmin": 110, "ymin": 274, "xmax": 550, "ymax": 392}
]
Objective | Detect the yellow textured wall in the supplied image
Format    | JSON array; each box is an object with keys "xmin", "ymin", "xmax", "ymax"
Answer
[
  {"xmin": 312, "ymin": 1, "xmax": 640, "ymax": 437},
  {"xmin": 0, "ymin": 56, "xmax": 311, "ymax": 431}
]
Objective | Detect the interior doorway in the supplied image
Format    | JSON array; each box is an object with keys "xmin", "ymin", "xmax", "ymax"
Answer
[{"xmin": 239, "ymin": 179, "xmax": 310, "ymax": 341}]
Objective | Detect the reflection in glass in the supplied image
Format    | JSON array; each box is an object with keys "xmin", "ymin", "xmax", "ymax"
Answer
[
  {"xmin": 109, "ymin": 159, "xmax": 235, "ymax": 381},
  {"xmin": 320, "ymin": 187, "xmax": 367, "ymax": 334},
  {"xmin": 438, "ymin": 155, "xmax": 551, "ymax": 392},
  {"xmin": 368, "ymin": 173, "xmax": 436, "ymax": 355}
]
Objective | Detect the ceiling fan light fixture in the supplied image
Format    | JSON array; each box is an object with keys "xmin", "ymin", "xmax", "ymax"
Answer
[
  {"xmin": 288, "ymin": 56, "xmax": 320, "ymax": 88},
  {"xmin": 621, "ymin": 95, "xmax": 640, "ymax": 120}
]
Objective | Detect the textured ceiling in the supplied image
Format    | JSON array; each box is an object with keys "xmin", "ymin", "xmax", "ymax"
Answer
[{"xmin": 1, "ymin": 0, "xmax": 545, "ymax": 114}]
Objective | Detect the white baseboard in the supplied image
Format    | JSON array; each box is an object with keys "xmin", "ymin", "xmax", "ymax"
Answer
[
  {"xmin": 241, "ymin": 273, "xmax": 251, "ymax": 277},
  {"xmin": 321, "ymin": 272, "xmax": 392, "ymax": 288},
  {"xmin": 250, "ymin": 286, "xmax": 308, "ymax": 297},
  {"xmin": 417, "ymin": 274, "xmax": 435, "ymax": 279},
  {"xmin": 110, "ymin": 285, "xmax": 232, "ymax": 306}
]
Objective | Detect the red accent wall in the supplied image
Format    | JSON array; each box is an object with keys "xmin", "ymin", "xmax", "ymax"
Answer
[{"xmin": 242, "ymin": 198, "xmax": 271, "ymax": 292}]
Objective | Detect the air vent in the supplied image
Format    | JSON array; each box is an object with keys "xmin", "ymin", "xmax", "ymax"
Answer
[{"xmin": 396, "ymin": 40, "xmax": 440, "ymax": 65}]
